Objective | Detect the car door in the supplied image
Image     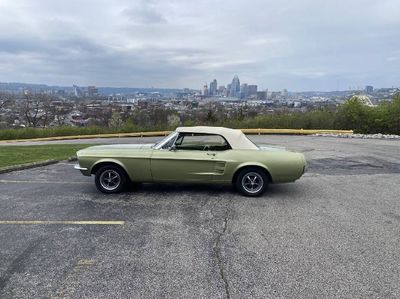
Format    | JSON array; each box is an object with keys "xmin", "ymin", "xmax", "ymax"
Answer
[{"xmin": 150, "ymin": 133, "xmax": 219, "ymax": 182}]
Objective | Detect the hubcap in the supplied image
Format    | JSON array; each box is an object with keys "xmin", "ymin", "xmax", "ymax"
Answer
[
  {"xmin": 99, "ymin": 169, "xmax": 121, "ymax": 191},
  {"xmin": 241, "ymin": 172, "xmax": 263, "ymax": 194}
]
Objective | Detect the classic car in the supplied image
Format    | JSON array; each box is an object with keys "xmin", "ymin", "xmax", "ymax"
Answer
[{"xmin": 74, "ymin": 126, "xmax": 306, "ymax": 196}]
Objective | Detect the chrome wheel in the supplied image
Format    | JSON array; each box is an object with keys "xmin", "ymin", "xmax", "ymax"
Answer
[
  {"xmin": 241, "ymin": 171, "xmax": 264, "ymax": 194},
  {"xmin": 99, "ymin": 169, "xmax": 121, "ymax": 191}
]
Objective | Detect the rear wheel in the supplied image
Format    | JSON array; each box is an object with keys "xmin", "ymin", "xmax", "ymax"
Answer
[
  {"xmin": 235, "ymin": 168, "xmax": 268, "ymax": 197},
  {"xmin": 95, "ymin": 165, "xmax": 127, "ymax": 194}
]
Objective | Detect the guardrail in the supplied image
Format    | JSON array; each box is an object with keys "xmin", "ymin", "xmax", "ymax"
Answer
[
  {"xmin": 0, "ymin": 128, "xmax": 353, "ymax": 143},
  {"xmin": 241, "ymin": 128, "xmax": 353, "ymax": 135}
]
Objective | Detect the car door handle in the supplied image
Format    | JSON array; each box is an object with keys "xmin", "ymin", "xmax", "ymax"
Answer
[{"xmin": 207, "ymin": 152, "xmax": 216, "ymax": 156}]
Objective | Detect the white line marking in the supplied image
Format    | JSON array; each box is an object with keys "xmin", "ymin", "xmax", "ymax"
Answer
[
  {"xmin": 0, "ymin": 180, "xmax": 91, "ymax": 184},
  {"xmin": 0, "ymin": 220, "xmax": 125, "ymax": 225}
]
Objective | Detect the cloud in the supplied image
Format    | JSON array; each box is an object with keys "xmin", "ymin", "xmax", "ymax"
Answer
[
  {"xmin": 0, "ymin": 0, "xmax": 398, "ymax": 90},
  {"xmin": 122, "ymin": 0, "xmax": 167, "ymax": 24}
]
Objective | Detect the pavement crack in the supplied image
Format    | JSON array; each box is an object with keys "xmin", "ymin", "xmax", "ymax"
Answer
[{"xmin": 213, "ymin": 201, "xmax": 231, "ymax": 299}]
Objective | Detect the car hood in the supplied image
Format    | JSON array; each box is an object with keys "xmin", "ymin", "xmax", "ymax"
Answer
[
  {"xmin": 82, "ymin": 143, "xmax": 154, "ymax": 150},
  {"xmin": 77, "ymin": 143, "xmax": 154, "ymax": 156}
]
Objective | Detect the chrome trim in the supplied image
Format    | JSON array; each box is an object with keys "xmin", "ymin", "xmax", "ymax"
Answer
[{"xmin": 74, "ymin": 164, "xmax": 88, "ymax": 171}]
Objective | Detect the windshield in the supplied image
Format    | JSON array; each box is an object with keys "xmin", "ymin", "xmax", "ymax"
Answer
[{"xmin": 152, "ymin": 131, "xmax": 178, "ymax": 149}]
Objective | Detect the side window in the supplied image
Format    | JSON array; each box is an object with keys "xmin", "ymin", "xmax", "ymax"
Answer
[{"xmin": 175, "ymin": 134, "xmax": 231, "ymax": 151}]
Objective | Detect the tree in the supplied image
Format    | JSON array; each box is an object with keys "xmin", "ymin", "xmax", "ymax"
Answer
[
  {"xmin": 386, "ymin": 93, "xmax": 400, "ymax": 134},
  {"xmin": 0, "ymin": 92, "xmax": 15, "ymax": 110},
  {"xmin": 21, "ymin": 96, "xmax": 41, "ymax": 127},
  {"xmin": 109, "ymin": 112, "xmax": 123, "ymax": 129},
  {"xmin": 20, "ymin": 94, "xmax": 53, "ymax": 127},
  {"xmin": 334, "ymin": 98, "xmax": 369, "ymax": 132},
  {"xmin": 167, "ymin": 114, "xmax": 181, "ymax": 128}
]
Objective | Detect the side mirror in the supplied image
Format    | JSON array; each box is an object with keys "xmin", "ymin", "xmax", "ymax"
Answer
[{"xmin": 169, "ymin": 145, "xmax": 177, "ymax": 151}]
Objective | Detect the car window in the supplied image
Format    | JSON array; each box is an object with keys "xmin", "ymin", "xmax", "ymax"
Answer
[{"xmin": 175, "ymin": 134, "xmax": 231, "ymax": 151}]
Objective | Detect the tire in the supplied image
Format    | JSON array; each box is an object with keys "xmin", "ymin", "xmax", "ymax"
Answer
[
  {"xmin": 235, "ymin": 168, "xmax": 268, "ymax": 197},
  {"xmin": 95, "ymin": 165, "xmax": 127, "ymax": 194}
]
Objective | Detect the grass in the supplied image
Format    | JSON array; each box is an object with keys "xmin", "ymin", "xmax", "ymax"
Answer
[
  {"xmin": 0, "ymin": 126, "xmax": 114, "ymax": 141},
  {"xmin": 0, "ymin": 144, "xmax": 96, "ymax": 168}
]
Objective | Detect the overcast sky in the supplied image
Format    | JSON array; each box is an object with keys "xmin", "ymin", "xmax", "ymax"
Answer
[{"xmin": 0, "ymin": 0, "xmax": 399, "ymax": 91}]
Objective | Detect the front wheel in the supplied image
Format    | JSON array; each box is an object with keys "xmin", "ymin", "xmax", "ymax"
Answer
[
  {"xmin": 235, "ymin": 168, "xmax": 268, "ymax": 197},
  {"xmin": 95, "ymin": 165, "xmax": 127, "ymax": 194}
]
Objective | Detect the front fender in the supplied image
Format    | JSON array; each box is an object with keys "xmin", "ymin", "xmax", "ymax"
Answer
[{"xmin": 91, "ymin": 158, "xmax": 131, "ymax": 179}]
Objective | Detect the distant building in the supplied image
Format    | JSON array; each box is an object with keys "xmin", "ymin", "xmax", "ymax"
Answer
[
  {"xmin": 209, "ymin": 79, "xmax": 217, "ymax": 96},
  {"xmin": 240, "ymin": 83, "xmax": 248, "ymax": 98},
  {"xmin": 247, "ymin": 85, "xmax": 258, "ymax": 96},
  {"xmin": 365, "ymin": 85, "xmax": 374, "ymax": 94},
  {"xmin": 271, "ymin": 91, "xmax": 281, "ymax": 100},
  {"xmin": 73, "ymin": 85, "xmax": 82, "ymax": 97},
  {"xmin": 257, "ymin": 91, "xmax": 267, "ymax": 100},
  {"xmin": 230, "ymin": 75, "xmax": 240, "ymax": 98},
  {"xmin": 293, "ymin": 101, "xmax": 301, "ymax": 108},
  {"xmin": 203, "ymin": 83, "xmax": 209, "ymax": 96},
  {"xmin": 87, "ymin": 86, "xmax": 98, "ymax": 96},
  {"xmin": 218, "ymin": 86, "xmax": 227, "ymax": 96}
]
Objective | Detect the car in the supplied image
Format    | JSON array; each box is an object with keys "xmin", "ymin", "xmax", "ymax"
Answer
[{"xmin": 74, "ymin": 126, "xmax": 306, "ymax": 196}]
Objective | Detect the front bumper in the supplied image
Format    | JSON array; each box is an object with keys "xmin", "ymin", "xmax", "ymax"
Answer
[
  {"xmin": 74, "ymin": 164, "xmax": 91, "ymax": 176},
  {"xmin": 74, "ymin": 164, "xmax": 88, "ymax": 171}
]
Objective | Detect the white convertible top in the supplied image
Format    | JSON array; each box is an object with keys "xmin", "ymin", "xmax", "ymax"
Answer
[{"xmin": 176, "ymin": 126, "xmax": 259, "ymax": 150}]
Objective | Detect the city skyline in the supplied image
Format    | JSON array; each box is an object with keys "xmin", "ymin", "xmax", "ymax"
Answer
[
  {"xmin": 2, "ymin": 79, "xmax": 398, "ymax": 95},
  {"xmin": 0, "ymin": 0, "xmax": 399, "ymax": 91}
]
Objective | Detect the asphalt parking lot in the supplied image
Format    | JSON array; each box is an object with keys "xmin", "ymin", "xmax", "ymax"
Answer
[{"xmin": 1, "ymin": 135, "xmax": 400, "ymax": 298}]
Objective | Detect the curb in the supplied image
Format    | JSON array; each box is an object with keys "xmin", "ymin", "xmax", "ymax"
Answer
[{"xmin": 0, "ymin": 159, "xmax": 59, "ymax": 174}]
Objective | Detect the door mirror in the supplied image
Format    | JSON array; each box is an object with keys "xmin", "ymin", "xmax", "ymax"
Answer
[{"xmin": 168, "ymin": 145, "xmax": 177, "ymax": 151}]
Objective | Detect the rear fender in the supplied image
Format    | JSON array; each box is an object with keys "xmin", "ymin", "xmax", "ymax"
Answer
[{"xmin": 233, "ymin": 162, "xmax": 273, "ymax": 183}]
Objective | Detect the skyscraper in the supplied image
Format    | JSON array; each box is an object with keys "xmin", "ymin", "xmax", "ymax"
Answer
[
  {"xmin": 203, "ymin": 83, "xmax": 209, "ymax": 96},
  {"xmin": 240, "ymin": 83, "xmax": 248, "ymax": 98},
  {"xmin": 73, "ymin": 85, "xmax": 82, "ymax": 97},
  {"xmin": 209, "ymin": 79, "xmax": 217, "ymax": 96},
  {"xmin": 230, "ymin": 75, "xmax": 240, "ymax": 98}
]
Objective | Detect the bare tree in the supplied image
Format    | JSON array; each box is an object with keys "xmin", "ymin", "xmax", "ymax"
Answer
[
  {"xmin": 39, "ymin": 95, "xmax": 52, "ymax": 127},
  {"xmin": 19, "ymin": 93, "xmax": 57, "ymax": 127},
  {"xmin": 21, "ymin": 95, "xmax": 41, "ymax": 127},
  {"xmin": 0, "ymin": 92, "xmax": 11, "ymax": 109}
]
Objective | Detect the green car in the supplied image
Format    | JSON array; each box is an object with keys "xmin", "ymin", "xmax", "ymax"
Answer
[{"xmin": 75, "ymin": 126, "xmax": 306, "ymax": 196}]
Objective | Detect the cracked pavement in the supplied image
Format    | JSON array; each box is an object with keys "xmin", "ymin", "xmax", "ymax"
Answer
[{"xmin": 0, "ymin": 135, "xmax": 400, "ymax": 298}]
